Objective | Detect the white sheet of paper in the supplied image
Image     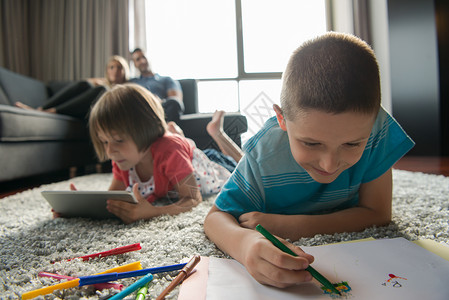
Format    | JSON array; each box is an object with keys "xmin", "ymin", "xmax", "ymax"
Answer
[{"xmin": 206, "ymin": 238, "xmax": 449, "ymax": 299}]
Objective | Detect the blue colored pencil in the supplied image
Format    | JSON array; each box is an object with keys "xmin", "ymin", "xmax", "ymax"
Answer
[{"xmin": 108, "ymin": 274, "xmax": 154, "ymax": 300}]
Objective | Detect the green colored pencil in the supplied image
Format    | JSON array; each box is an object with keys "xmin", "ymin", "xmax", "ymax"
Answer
[{"xmin": 256, "ymin": 224, "xmax": 341, "ymax": 296}]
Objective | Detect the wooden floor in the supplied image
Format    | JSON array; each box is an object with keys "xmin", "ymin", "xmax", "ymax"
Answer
[
  {"xmin": 0, "ymin": 156, "xmax": 448, "ymax": 199},
  {"xmin": 393, "ymin": 156, "xmax": 449, "ymax": 176}
]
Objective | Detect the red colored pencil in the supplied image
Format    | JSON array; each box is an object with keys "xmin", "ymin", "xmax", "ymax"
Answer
[
  {"xmin": 76, "ymin": 243, "xmax": 142, "ymax": 261},
  {"xmin": 54, "ymin": 243, "xmax": 142, "ymax": 263}
]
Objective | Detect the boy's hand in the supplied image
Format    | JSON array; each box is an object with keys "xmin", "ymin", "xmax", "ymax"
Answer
[
  {"xmin": 106, "ymin": 184, "xmax": 156, "ymax": 224},
  {"xmin": 239, "ymin": 211, "xmax": 267, "ymax": 229},
  {"xmin": 241, "ymin": 231, "xmax": 314, "ymax": 288},
  {"xmin": 240, "ymin": 212, "xmax": 290, "ymax": 238}
]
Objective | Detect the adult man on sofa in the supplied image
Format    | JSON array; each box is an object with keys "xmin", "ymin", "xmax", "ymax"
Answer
[{"xmin": 130, "ymin": 48, "xmax": 184, "ymax": 122}]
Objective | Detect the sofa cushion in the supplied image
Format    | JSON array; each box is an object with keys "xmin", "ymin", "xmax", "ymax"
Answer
[
  {"xmin": 0, "ymin": 67, "xmax": 49, "ymax": 108},
  {"xmin": 0, "ymin": 85, "xmax": 11, "ymax": 105},
  {"xmin": 0, "ymin": 105, "xmax": 88, "ymax": 142},
  {"xmin": 178, "ymin": 112, "xmax": 247, "ymax": 149},
  {"xmin": 178, "ymin": 79, "xmax": 198, "ymax": 114}
]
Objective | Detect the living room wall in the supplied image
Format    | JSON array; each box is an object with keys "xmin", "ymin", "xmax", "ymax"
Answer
[{"xmin": 387, "ymin": 0, "xmax": 445, "ymax": 156}]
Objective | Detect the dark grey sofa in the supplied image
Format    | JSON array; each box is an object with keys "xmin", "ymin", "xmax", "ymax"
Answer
[
  {"xmin": 0, "ymin": 68, "xmax": 248, "ymax": 183},
  {"xmin": 0, "ymin": 67, "xmax": 97, "ymax": 182}
]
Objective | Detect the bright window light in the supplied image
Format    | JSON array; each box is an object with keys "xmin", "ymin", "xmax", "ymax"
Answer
[
  {"xmin": 145, "ymin": 0, "xmax": 237, "ymax": 79},
  {"xmin": 239, "ymin": 79, "xmax": 282, "ymax": 140},
  {"xmin": 198, "ymin": 81, "xmax": 239, "ymax": 113},
  {"xmin": 241, "ymin": 0, "xmax": 327, "ymax": 73},
  {"xmin": 143, "ymin": 0, "xmax": 327, "ymax": 135}
]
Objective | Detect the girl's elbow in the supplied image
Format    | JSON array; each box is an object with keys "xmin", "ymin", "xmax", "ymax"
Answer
[{"xmin": 193, "ymin": 193, "xmax": 202, "ymax": 206}]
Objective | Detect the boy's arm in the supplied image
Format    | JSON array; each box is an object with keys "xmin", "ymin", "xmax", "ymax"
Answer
[
  {"xmin": 239, "ymin": 168, "xmax": 393, "ymax": 240},
  {"xmin": 204, "ymin": 205, "xmax": 314, "ymax": 288}
]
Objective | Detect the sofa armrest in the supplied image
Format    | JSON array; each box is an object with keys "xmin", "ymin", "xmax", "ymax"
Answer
[
  {"xmin": 0, "ymin": 104, "xmax": 88, "ymax": 142},
  {"xmin": 178, "ymin": 112, "xmax": 247, "ymax": 150},
  {"xmin": 0, "ymin": 67, "xmax": 48, "ymax": 108}
]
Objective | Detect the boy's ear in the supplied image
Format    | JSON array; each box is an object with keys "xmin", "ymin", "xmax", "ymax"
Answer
[{"xmin": 273, "ymin": 104, "xmax": 287, "ymax": 131}]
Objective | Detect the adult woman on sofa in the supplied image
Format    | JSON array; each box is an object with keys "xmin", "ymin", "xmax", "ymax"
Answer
[{"xmin": 15, "ymin": 55, "xmax": 129, "ymax": 119}]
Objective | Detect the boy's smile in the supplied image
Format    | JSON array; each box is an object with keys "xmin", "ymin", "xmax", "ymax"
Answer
[{"xmin": 275, "ymin": 106, "xmax": 376, "ymax": 184}]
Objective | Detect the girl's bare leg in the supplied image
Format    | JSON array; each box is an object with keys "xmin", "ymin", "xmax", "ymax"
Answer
[
  {"xmin": 167, "ymin": 121, "xmax": 185, "ymax": 137},
  {"xmin": 168, "ymin": 121, "xmax": 197, "ymax": 148},
  {"xmin": 206, "ymin": 110, "xmax": 243, "ymax": 162},
  {"xmin": 15, "ymin": 101, "xmax": 56, "ymax": 113}
]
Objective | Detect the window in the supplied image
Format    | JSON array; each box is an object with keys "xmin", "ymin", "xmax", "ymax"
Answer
[
  {"xmin": 241, "ymin": 0, "xmax": 327, "ymax": 73},
  {"xmin": 145, "ymin": 0, "xmax": 237, "ymax": 79},
  {"xmin": 144, "ymin": 0, "xmax": 327, "ymax": 137}
]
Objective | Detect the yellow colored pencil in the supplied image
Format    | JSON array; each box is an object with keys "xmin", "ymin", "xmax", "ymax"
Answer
[{"xmin": 21, "ymin": 261, "xmax": 142, "ymax": 299}]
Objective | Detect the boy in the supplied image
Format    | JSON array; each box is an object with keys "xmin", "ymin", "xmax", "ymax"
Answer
[{"xmin": 204, "ymin": 32, "xmax": 414, "ymax": 288}]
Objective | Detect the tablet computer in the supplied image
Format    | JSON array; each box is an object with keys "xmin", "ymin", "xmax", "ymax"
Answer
[{"xmin": 42, "ymin": 190, "xmax": 138, "ymax": 219}]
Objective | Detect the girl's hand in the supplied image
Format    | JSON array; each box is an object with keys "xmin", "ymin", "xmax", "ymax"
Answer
[
  {"xmin": 51, "ymin": 209, "xmax": 62, "ymax": 219},
  {"xmin": 52, "ymin": 183, "xmax": 77, "ymax": 218},
  {"xmin": 106, "ymin": 184, "xmax": 157, "ymax": 224},
  {"xmin": 241, "ymin": 231, "xmax": 314, "ymax": 288}
]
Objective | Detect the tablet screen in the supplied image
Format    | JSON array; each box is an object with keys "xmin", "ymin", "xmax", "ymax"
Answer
[{"xmin": 42, "ymin": 191, "xmax": 138, "ymax": 219}]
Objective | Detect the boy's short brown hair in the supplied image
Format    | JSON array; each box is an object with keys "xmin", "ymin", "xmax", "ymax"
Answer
[
  {"xmin": 89, "ymin": 83, "xmax": 167, "ymax": 161},
  {"xmin": 280, "ymin": 32, "xmax": 381, "ymax": 120}
]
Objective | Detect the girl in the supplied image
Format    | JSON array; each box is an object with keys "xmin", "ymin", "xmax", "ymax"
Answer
[{"xmin": 86, "ymin": 84, "xmax": 232, "ymax": 223}]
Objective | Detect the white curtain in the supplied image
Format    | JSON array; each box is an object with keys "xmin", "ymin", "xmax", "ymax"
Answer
[
  {"xmin": 326, "ymin": 0, "xmax": 371, "ymax": 44},
  {"xmin": 128, "ymin": 0, "xmax": 146, "ymax": 77},
  {"xmin": 352, "ymin": 0, "xmax": 372, "ymax": 45},
  {"xmin": 0, "ymin": 0, "xmax": 129, "ymax": 82},
  {"xmin": 129, "ymin": 0, "xmax": 147, "ymax": 51}
]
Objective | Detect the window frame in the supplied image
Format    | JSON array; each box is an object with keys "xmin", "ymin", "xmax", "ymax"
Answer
[{"xmin": 197, "ymin": 0, "xmax": 331, "ymax": 107}]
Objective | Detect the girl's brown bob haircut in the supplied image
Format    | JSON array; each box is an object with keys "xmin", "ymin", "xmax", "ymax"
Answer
[{"xmin": 89, "ymin": 83, "xmax": 167, "ymax": 161}]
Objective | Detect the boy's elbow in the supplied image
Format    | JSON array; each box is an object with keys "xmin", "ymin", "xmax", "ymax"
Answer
[
  {"xmin": 383, "ymin": 214, "xmax": 392, "ymax": 225},
  {"xmin": 204, "ymin": 205, "xmax": 216, "ymax": 225},
  {"xmin": 204, "ymin": 205, "xmax": 222, "ymax": 235},
  {"xmin": 375, "ymin": 211, "xmax": 392, "ymax": 227},
  {"xmin": 203, "ymin": 213, "xmax": 214, "ymax": 239}
]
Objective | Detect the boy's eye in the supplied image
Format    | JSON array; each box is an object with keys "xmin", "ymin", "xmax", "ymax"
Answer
[
  {"xmin": 303, "ymin": 141, "xmax": 320, "ymax": 147},
  {"xmin": 345, "ymin": 142, "xmax": 361, "ymax": 147}
]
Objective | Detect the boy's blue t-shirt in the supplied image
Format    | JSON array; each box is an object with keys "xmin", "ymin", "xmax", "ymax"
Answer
[{"xmin": 214, "ymin": 107, "xmax": 415, "ymax": 219}]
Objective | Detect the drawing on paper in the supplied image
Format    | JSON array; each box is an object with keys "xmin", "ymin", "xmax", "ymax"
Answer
[
  {"xmin": 381, "ymin": 273, "xmax": 407, "ymax": 288},
  {"xmin": 321, "ymin": 281, "xmax": 352, "ymax": 297}
]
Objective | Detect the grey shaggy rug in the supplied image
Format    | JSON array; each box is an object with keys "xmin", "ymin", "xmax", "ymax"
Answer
[{"xmin": 1, "ymin": 169, "xmax": 448, "ymax": 299}]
